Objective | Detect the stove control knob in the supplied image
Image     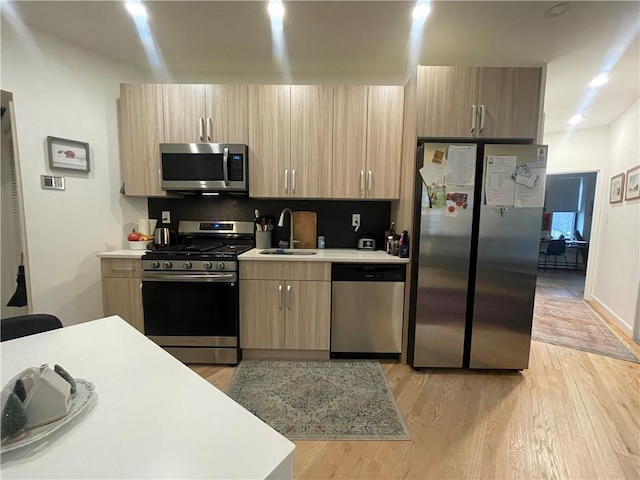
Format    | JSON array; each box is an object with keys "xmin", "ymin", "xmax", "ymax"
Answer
[
  {"xmin": 184, "ymin": 262, "xmax": 192, "ymax": 270},
  {"xmin": 202, "ymin": 262, "xmax": 212, "ymax": 270},
  {"xmin": 216, "ymin": 262, "xmax": 225, "ymax": 270},
  {"xmin": 151, "ymin": 261, "xmax": 160, "ymax": 269},
  {"xmin": 163, "ymin": 261, "xmax": 172, "ymax": 269}
]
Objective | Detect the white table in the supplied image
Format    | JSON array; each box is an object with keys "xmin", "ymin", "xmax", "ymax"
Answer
[{"xmin": 1, "ymin": 316, "xmax": 295, "ymax": 479}]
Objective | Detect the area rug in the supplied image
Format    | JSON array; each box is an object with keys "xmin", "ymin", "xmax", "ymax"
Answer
[
  {"xmin": 225, "ymin": 360, "xmax": 410, "ymax": 440},
  {"xmin": 532, "ymin": 296, "xmax": 639, "ymax": 363}
]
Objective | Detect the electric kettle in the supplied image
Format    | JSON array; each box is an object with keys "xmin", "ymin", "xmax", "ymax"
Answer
[{"xmin": 154, "ymin": 228, "xmax": 172, "ymax": 246}]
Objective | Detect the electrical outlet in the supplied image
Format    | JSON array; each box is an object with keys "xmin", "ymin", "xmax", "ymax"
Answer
[
  {"xmin": 352, "ymin": 214, "xmax": 361, "ymax": 227},
  {"xmin": 162, "ymin": 211, "xmax": 171, "ymax": 224}
]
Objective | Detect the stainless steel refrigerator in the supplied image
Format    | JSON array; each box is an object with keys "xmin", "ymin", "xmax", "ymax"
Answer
[{"xmin": 409, "ymin": 141, "xmax": 548, "ymax": 369}]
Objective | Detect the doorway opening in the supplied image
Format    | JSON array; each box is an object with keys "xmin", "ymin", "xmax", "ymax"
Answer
[
  {"xmin": 1, "ymin": 90, "xmax": 30, "ymax": 318},
  {"xmin": 532, "ymin": 171, "xmax": 637, "ymax": 362}
]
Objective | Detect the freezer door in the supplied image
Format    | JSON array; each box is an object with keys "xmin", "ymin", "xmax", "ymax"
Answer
[
  {"xmin": 469, "ymin": 144, "xmax": 547, "ymax": 369},
  {"xmin": 413, "ymin": 143, "xmax": 476, "ymax": 367}
]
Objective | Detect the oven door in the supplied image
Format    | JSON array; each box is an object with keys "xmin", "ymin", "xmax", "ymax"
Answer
[{"xmin": 142, "ymin": 272, "xmax": 238, "ymax": 347}]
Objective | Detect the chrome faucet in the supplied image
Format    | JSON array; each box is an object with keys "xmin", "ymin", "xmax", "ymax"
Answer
[{"xmin": 278, "ymin": 208, "xmax": 296, "ymax": 249}]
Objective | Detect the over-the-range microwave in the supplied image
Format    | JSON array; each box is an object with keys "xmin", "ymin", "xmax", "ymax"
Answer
[{"xmin": 159, "ymin": 143, "xmax": 248, "ymax": 194}]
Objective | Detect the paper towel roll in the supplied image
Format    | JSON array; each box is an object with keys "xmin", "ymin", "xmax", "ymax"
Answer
[
  {"xmin": 148, "ymin": 219, "xmax": 158, "ymax": 234},
  {"xmin": 137, "ymin": 218, "xmax": 150, "ymax": 236}
]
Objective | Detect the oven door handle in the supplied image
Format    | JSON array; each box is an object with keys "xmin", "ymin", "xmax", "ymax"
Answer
[{"xmin": 142, "ymin": 273, "xmax": 237, "ymax": 283}]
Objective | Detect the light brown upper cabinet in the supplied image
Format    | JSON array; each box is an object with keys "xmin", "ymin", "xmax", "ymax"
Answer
[
  {"xmin": 417, "ymin": 66, "xmax": 542, "ymax": 140},
  {"xmin": 248, "ymin": 85, "xmax": 291, "ymax": 198},
  {"xmin": 119, "ymin": 84, "xmax": 167, "ymax": 197},
  {"xmin": 366, "ymin": 86, "xmax": 404, "ymax": 199},
  {"xmin": 163, "ymin": 84, "xmax": 248, "ymax": 144},
  {"xmin": 333, "ymin": 86, "xmax": 403, "ymax": 199},
  {"xmin": 290, "ymin": 85, "xmax": 334, "ymax": 198},
  {"xmin": 332, "ymin": 86, "xmax": 369, "ymax": 199}
]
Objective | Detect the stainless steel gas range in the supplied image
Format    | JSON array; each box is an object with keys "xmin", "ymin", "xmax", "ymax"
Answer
[{"xmin": 141, "ymin": 221, "xmax": 254, "ymax": 365}]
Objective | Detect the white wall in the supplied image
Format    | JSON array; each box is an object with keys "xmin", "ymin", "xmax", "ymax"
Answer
[
  {"xmin": 1, "ymin": 24, "xmax": 148, "ymax": 325},
  {"xmin": 545, "ymin": 100, "xmax": 640, "ymax": 337},
  {"xmin": 592, "ymin": 99, "xmax": 640, "ymax": 337}
]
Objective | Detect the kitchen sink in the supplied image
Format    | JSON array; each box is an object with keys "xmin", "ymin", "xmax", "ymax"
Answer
[{"xmin": 259, "ymin": 249, "xmax": 317, "ymax": 255}]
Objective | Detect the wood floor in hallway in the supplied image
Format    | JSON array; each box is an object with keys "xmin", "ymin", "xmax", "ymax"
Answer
[{"xmin": 192, "ymin": 270, "xmax": 639, "ymax": 479}]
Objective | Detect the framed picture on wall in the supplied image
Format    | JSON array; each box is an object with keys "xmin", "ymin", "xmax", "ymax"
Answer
[
  {"xmin": 609, "ymin": 173, "xmax": 625, "ymax": 204},
  {"xmin": 47, "ymin": 136, "xmax": 90, "ymax": 173},
  {"xmin": 625, "ymin": 165, "xmax": 640, "ymax": 201}
]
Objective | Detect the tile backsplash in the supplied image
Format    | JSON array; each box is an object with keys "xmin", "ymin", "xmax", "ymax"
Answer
[{"xmin": 148, "ymin": 196, "xmax": 392, "ymax": 249}]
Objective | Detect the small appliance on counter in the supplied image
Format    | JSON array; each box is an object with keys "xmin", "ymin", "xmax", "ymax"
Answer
[
  {"xmin": 357, "ymin": 237, "xmax": 376, "ymax": 251},
  {"xmin": 154, "ymin": 228, "xmax": 177, "ymax": 247}
]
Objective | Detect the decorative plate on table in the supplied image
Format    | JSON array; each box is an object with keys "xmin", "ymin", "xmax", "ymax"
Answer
[{"xmin": 1, "ymin": 379, "xmax": 96, "ymax": 453}]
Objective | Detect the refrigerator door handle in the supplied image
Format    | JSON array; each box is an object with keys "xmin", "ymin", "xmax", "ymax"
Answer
[
  {"xmin": 479, "ymin": 105, "xmax": 486, "ymax": 132},
  {"xmin": 470, "ymin": 105, "xmax": 477, "ymax": 133}
]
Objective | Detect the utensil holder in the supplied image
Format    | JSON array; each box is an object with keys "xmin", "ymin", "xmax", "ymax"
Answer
[{"xmin": 255, "ymin": 231, "xmax": 271, "ymax": 249}]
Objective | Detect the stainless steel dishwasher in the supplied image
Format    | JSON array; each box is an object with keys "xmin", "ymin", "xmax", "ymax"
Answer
[{"xmin": 331, "ymin": 263, "xmax": 406, "ymax": 358}]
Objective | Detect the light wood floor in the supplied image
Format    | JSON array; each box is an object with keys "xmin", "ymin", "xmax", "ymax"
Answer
[{"xmin": 192, "ymin": 273, "xmax": 640, "ymax": 479}]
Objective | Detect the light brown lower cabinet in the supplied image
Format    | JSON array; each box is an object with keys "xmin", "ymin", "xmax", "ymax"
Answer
[
  {"xmin": 100, "ymin": 258, "xmax": 144, "ymax": 333},
  {"xmin": 239, "ymin": 261, "xmax": 331, "ymax": 351}
]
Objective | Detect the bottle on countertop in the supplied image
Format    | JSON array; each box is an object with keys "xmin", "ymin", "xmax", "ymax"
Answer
[
  {"xmin": 317, "ymin": 236, "xmax": 325, "ymax": 249},
  {"xmin": 399, "ymin": 230, "xmax": 410, "ymax": 258},
  {"xmin": 385, "ymin": 221, "xmax": 398, "ymax": 255}
]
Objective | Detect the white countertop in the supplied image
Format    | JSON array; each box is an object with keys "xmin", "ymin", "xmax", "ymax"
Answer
[
  {"xmin": 1, "ymin": 317, "xmax": 295, "ymax": 479},
  {"xmin": 97, "ymin": 249, "xmax": 147, "ymax": 258},
  {"xmin": 239, "ymin": 248, "xmax": 410, "ymax": 263},
  {"xmin": 97, "ymin": 248, "xmax": 410, "ymax": 263}
]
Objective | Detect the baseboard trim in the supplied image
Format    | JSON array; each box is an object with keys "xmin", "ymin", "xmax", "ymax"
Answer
[
  {"xmin": 587, "ymin": 296, "xmax": 634, "ymax": 338},
  {"xmin": 242, "ymin": 349, "xmax": 330, "ymax": 360}
]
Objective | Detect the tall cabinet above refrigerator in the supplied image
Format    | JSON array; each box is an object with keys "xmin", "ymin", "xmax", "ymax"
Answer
[{"xmin": 409, "ymin": 141, "xmax": 548, "ymax": 370}]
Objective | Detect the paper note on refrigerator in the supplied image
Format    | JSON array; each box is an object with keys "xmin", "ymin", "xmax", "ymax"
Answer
[
  {"xmin": 445, "ymin": 145, "xmax": 476, "ymax": 185},
  {"xmin": 515, "ymin": 166, "xmax": 546, "ymax": 207},
  {"xmin": 485, "ymin": 156, "xmax": 516, "ymax": 206}
]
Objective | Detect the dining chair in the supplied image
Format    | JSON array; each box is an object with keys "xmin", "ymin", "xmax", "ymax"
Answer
[
  {"xmin": 539, "ymin": 239, "xmax": 569, "ymax": 270},
  {"xmin": 0, "ymin": 314, "xmax": 63, "ymax": 342}
]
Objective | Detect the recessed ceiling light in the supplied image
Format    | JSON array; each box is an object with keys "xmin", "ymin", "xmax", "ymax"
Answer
[
  {"xmin": 125, "ymin": 1, "xmax": 147, "ymax": 19},
  {"xmin": 590, "ymin": 73, "xmax": 609, "ymax": 88},
  {"xmin": 412, "ymin": 4, "xmax": 431, "ymax": 21},
  {"xmin": 544, "ymin": 2, "xmax": 569, "ymax": 18},
  {"xmin": 568, "ymin": 114, "xmax": 584, "ymax": 126},
  {"xmin": 268, "ymin": 0, "xmax": 285, "ymax": 19}
]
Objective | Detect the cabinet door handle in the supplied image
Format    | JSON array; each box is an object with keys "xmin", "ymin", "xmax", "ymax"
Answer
[
  {"xmin": 199, "ymin": 117, "xmax": 204, "ymax": 141},
  {"xmin": 368, "ymin": 171, "xmax": 372, "ymax": 191},
  {"xmin": 292, "ymin": 170, "xmax": 296, "ymax": 193},
  {"xmin": 286, "ymin": 284, "xmax": 291, "ymax": 309},
  {"xmin": 111, "ymin": 267, "xmax": 135, "ymax": 271},
  {"xmin": 470, "ymin": 105, "xmax": 476, "ymax": 133},
  {"xmin": 207, "ymin": 117, "xmax": 212, "ymax": 142},
  {"xmin": 278, "ymin": 284, "xmax": 283, "ymax": 309},
  {"xmin": 360, "ymin": 171, "xmax": 364, "ymax": 191},
  {"xmin": 284, "ymin": 169, "xmax": 289, "ymax": 193},
  {"xmin": 479, "ymin": 104, "xmax": 486, "ymax": 132}
]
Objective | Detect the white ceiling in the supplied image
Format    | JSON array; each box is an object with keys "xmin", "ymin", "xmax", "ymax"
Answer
[{"xmin": 5, "ymin": 1, "xmax": 640, "ymax": 134}]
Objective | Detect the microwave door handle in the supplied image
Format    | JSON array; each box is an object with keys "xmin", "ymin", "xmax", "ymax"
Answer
[{"xmin": 222, "ymin": 147, "xmax": 230, "ymax": 186}]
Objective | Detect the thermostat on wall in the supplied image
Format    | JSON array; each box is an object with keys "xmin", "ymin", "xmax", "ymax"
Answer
[{"xmin": 41, "ymin": 175, "xmax": 65, "ymax": 190}]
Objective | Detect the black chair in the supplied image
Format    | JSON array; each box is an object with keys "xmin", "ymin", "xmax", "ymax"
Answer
[
  {"xmin": 1, "ymin": 314, "xmax": 63, "ymax": 342},
  {"xmin": 539, "ymin": 239, "xmax": 569, "ymax": 270}
]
